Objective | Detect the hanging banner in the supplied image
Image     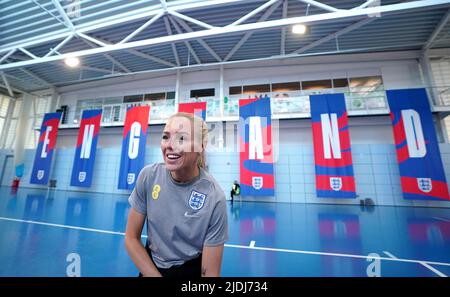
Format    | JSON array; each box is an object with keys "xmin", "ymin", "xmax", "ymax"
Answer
[
  {"xmin": 30, "ymin": 112, "xmax": 62, "ymax": 185},
  {"xmin": 70, "ymin": 109, "xmax": 102, "ymax": 187},
  {"xmin": 239, "ymin": 97, "xmax": 275, "ymax": 196},
  {"xmin": 310, "ymin": 93, "xmax": 356, "ymax": 198},
  {"xmin": 178, "ymin": 102, "xmax": 207, "ymax": 120},
  {"xmin": 118, "ymin": 105, "xmax": 150, "ymax": 190},
  {"xmin": 387, "ymin": 88, "xmax": 449, "ymax": 201}
]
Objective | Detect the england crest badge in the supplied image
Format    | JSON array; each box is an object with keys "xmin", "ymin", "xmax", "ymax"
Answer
[
  {"xmin": 330, "ymin": 177, "xmax": 342, "ymax": 191},
  {"xmin": 78, "ymin": 171, "xmax": 86, "ymax": 183},
  {"xmin": 417, "ymin": 178, "xmax": 432, "ymax": 193},
  {"xmin": 37, "ymin": 170, "xmax": 45, "ymax": 180},
  {"xmin": 252, "ymin": 176, "xmax": 263, "ymax": 190},
  {"xmin": 188, "ymin": 190, "xmax": 207, "ymax": 211},
  {"xmin": 127, "ymin": 173, "xmax": 135, "ymax": 185}
]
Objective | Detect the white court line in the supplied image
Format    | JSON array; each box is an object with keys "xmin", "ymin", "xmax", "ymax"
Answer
[
  {"xmin": 0, "ymin": 216, "xmax": 147, "ymax": 239},
  {"xmin": 1, "ymin": 216, "xmax": 450, "ymax": 268},
  {"xmin": 433, "ymin": 217, "xmax": 450, "ymax": 222},
  {"xmin": 249, "ymin": 240, "xmax": 256, "ymax": 248},
  {"xmin": 383, "ymin": 251, "xmax": 447, "ymax": 277}
]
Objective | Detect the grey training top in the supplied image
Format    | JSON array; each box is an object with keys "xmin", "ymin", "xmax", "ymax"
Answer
[{"xmin": 128, "ymin": 163, "xmax": 228, "ymax": 269}]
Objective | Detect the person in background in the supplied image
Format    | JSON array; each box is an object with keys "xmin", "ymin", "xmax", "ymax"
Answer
[{"xmin": 230, "ymin": 180, "xmax": 240, "ymax": 206}]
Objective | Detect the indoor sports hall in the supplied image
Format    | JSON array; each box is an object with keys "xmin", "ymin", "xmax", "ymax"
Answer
[{"xmin": 0, "ymin": 0, "xmax": 449, "ymax": 277}]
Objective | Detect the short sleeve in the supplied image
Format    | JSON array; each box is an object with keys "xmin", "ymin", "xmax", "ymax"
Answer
[
  {"xmin": 128, "ymin": 167, "xmax": 148, "ymax": 215},
  {"xmin": 204, "ymin": 198, "xmax": 228, "ymax": 247}
]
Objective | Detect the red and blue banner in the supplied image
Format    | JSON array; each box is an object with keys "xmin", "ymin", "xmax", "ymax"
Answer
[
  {"xmin": 387, "ymin": 88, "xmax": 449, "ymax": 201},
  {"xmin": 70, "ymin": 109, "xmax": 102, "ymax": 187},
  {"xmin": 30, "ymin": 112, "xmax": 62, "ymax": 185},
  {"xmin": 239, "ymin": 97, "xmax": 274, "ymax": 196},
  {"xmin": 118, "ymin": 105, "xmax": 150, "ymax": 190},
  {"xmin": 178, "ymin": 102, "xmax": 207, "ymax": 120},
  {"xmin": 310, "ymin": 93, "xmax": 356, "ymax": 198}
]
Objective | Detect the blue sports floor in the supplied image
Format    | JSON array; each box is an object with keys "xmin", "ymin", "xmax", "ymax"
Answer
[{"xmin": 0, "ymin": 186, "xmax": 449, "ymax": 277}]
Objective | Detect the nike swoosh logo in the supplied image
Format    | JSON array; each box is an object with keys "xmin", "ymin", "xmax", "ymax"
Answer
[{"xmin": 184, "ymin": 211, "xmax": 200, "ymax": 218}]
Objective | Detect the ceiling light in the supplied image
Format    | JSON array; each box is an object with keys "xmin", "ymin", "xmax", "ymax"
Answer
[
  {"xmin": 292, "ymin": 24, "xmax": 307, "ymax": 35},
  {"xmin": 64, "ymin": 56, "xmax": 80, "ymax": 68}
]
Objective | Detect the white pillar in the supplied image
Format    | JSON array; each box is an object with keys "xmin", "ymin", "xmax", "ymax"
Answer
[
  {"xmin": 47, "ymin": 91, "xmax": 60, "ymax": 113},
  {"xmin": 0, "ymin": 96, "xmax": 16, "ymax": 148},
  {"xmin": 438, "ymin": 113, "xmax": 450, "ymax": 143},
  {"xmin": 219, "ymin": 65, "xmax": 224, "ymax": 118},
  {"xmin": 219, "ymin": 66, "xmax": 225, "ymax": 149},
  {"xmin": 419, "ymin": 51, "xmax": 440, "ymax": 106},
  {"xmin": 14, "ymin": 93, "xmax": 33, "ymax": 179},
  {"xmin": 175, "ymin": 70, "xmax": 181, "ymax": 106}
]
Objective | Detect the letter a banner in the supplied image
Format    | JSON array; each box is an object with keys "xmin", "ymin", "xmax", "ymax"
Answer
[
  {"xmin": 239, "ymin": 97, "xmax": 275, "ymax": 196},
  {"xmin": 30, "ymin": 112, "xmax": 62, "ymax": 185},
  {"xmin": 386, "ymin": 88, "xmax": 449, "ymax": 201},
  {"xmin": 70, "ymin": 109, "xmax": 102, "ymax": 187},
  {"xmin": 178, "ymin": 102, "xmax": 207, "ymax": 120},
  {"xmin": 118, "ymin": 105, "xmax": 150, "ymax": 190},
  {"xmin": 310, "ymin": 93, "xmax": 356, "ymax": 198}
]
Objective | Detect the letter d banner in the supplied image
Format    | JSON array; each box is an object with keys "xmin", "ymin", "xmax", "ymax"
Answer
[{"xmin": 387, "ymin": 88, "xmax": 449, "ymax": 201}]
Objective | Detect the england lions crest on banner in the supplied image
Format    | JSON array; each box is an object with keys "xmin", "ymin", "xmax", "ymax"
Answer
[
  {"xmin": 188, "ymin": 190, "xmax": 206, "ymax": 211},
  {"xmin": 78, "ymin": 171, "xmax": 86, "ymax": 183},
  {"xmin": 330, "ymin": 177, "xmax": 342, "ymax": 191},
  {"xmin": 127, "ymin": 173, "xmax": 135, "ymax": 185},
  {"xmin": 37, "ymin": 170, "xmax": 45, "ymax": 180},
  {"xmin": 417, "ymin": 178, "xmax": 432, "ymax": 193},
  {"xmin": 252, "ymin": 176, "xmax": 263, "ymax": 190}
]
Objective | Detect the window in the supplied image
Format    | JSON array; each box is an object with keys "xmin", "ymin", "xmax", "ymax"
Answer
[
  {"xmin": 144, "ymin": 92, "xmax": 166, "ymax": 101},
  {"xmin": 4, "ymin": 119, "xmax": 17, "ymax": 149},
  {"xmin": 0, "ymin": 95, "xmax": 10, "ymax": 147},
  {"xmin": 102, "ymin": 105, "xmax": 122, "ymax": 123},
  {"xmin": 243, "ymin": 84, "xmax": 270, "ymax": 95},
  {"xmin": 349, "ymin": 76, "xmax": 383, "ymax": 90},
  {"xmin": 124, "ymin": 94, "xmax": 143, "ymax": 103},
  {"xmin": 272, "ymin": 82, "xmax": 300, "ymax": 92},
  {"xmin": 0, "ymin": 96, "xmax": 9, "ymax": 117},
  {"xmin": 190, "ymin": 88, "xmax": 215, "ymax": 98},
  {"xmin": 302, "ymin": 80, "xmax": 332, "ymax": 90},
  {"xmin": 229, "ymin": 86, "xmax": 242, "ymax": 95},
  {"xmin": 333, "ymin": 78, "xmax": 349, "ymax": 88},
  {"xmin": 27, "ymin": 96, "xmax": 51, "ymax": 149},
  {"xmin": 347, "ymin": 76, "xmax": 385, "ymax": 110},
  {"xmin": 166, "ymin": 91, "xmax": 175, "ymax": 100},
  {"xmin": 430, "ymin": 59, "xmax": 450, "ymax": 106}
]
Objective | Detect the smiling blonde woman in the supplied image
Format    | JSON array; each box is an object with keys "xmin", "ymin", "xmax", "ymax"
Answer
[{"xmin": 125, "ymin": 112, "xmax": 228, "ymax": 277}]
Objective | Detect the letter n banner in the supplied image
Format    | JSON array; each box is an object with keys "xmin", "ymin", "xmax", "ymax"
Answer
[
  {"xmin": 30, "ymin": 112, "xmax": 62, "ymax": 185},
  {"xmin": 239, "ymin": 97, "xmax": 275, "ymax": 196},
  {"xmin": 310, "ymin": 93, "xmax": 356, "ymax": 198},
  {"xmin": 70, "ymin": 109, "xmax": 102, "ymax": 187},
  {"xmin": 118, "ymin": 105, "xmax": 150, "ymax": 190},
  {"xmin": 386, "ymin": 88, "xmax": 449, "ymax": 201}
]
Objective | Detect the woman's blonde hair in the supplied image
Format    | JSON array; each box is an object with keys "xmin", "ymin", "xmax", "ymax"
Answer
[{"xmin": 166, "ymin": 112, "xmax": 208, "ymax": 169}]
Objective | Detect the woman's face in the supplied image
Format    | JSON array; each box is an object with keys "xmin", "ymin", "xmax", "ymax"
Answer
[{"xmin": 161, "ymin": 116, "xmax": 200, "ymax": 173}]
